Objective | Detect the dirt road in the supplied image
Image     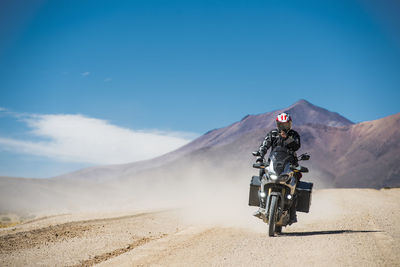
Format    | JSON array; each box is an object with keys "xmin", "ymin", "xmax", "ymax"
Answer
[{"xmin": 1, "ymin": 188, "xmax": 399, "ymax": 266}]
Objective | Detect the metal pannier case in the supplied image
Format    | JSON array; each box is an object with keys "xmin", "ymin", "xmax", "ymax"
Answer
[
  {"xmin": 296, "ymin": 181, "xmax": 313, "ymax": 213},
  {"xmin": 248, "ymin": 176, "xmax": 261, "ymax": 206}
]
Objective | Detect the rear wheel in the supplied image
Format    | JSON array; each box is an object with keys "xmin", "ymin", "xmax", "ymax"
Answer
[{"xmin": 268, "ymin": 195, "xmax": 278, "ymax": 237}]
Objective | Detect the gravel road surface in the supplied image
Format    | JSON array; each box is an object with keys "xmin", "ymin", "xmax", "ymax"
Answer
[{"xmin": 1, "ymin": 188, "xmax": 399, "ymax": 266}]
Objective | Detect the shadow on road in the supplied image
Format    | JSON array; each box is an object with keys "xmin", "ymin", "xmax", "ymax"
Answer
[{"xmin": 281, "ymin": 230, "xmax": 380, "ymax": 237}]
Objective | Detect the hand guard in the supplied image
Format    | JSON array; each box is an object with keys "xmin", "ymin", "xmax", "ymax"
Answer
[{"xmin": 256, "ymin": 156, "xmax": 263, "ymax": 163}]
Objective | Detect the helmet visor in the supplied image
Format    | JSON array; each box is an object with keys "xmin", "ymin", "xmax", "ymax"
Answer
[{"xmin": 277, "ymin": 121, "xmax": 292, "ymax": 132}]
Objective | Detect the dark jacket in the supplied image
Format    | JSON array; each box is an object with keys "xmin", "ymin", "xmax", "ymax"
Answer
[{"xmin": 258, "ymin": 129, "xmax": 301, "ymax": 160}]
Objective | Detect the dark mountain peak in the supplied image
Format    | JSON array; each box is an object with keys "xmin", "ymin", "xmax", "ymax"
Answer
[
  {"xmin": 240, "ymin": 114, "xmax": 251, "ymax": 121},
  {"xmin": 282, "ymin": 99, "xmax": 354, "ymax": 127},
  {"xmin": 287, "ymin": 99, "xmax": 327, "ymax": 113},
  {"xmin": 291, "ymin": 99, "xmax": 313, "ymax": 107}
]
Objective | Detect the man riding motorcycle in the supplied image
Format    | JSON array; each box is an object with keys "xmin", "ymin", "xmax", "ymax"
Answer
[{"xmin": 253, "ymin": 112, "xmax": 301, "ymax": 224}]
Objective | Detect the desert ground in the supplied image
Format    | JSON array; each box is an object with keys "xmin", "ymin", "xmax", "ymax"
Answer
[{"xmin": 1, "ymin": 188, "xmax": 399, "ymax": 267}]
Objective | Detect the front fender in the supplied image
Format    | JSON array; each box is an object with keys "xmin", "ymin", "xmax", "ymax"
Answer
[{"xmin": 266, "ymin": 192, "xmax": 284, "ymax": 219}]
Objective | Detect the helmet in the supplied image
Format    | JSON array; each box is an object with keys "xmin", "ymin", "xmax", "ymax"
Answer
[{"xmin": 276, "ymin": 112, "xmax": 292, "ymax": 132}]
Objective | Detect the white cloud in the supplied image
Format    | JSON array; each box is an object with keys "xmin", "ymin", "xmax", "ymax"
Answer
[
  {"xmin": 0, "ymin": 113, "xmax": 197, "ymax": 165},
  {"xmin": 104, "ymin": 77, "xmax": 112, "ymax": 82},
  {"xmin": 0, "ymin": 107, "xmax": 6, "ymax": 112},
  {"xmin": 81, "ymin": 72, "xmax": 90, "ymax": 76}
]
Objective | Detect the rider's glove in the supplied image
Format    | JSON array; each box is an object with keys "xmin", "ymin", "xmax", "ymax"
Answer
[{"xmin": 256, "ymin": 156, "xmax": 263, "ymax": 163}]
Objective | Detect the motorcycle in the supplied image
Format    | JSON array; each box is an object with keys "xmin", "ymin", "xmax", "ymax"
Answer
[{"xmin": 249, "ymin": 147, "xmax": 312, "ymax": 236}]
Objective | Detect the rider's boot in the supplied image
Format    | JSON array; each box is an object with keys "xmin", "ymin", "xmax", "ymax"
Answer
[
  {"xmin": 253, "ymin": 207, "xmax": 263, "ymax": 218},
  {"xmin": 288, "ymin": 209, "xmax": 297, "ymax": 225},
  {"xmin": 288, "ymin": 197, "xmax": 298, "ymax": 225}
]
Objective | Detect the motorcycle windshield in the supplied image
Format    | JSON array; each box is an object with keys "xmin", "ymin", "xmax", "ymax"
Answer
[{"xmin": 269, "ymin": 146, "xmax": 293, "ymax": 175}]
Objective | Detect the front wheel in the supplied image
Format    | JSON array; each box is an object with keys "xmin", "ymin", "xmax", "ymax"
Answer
[{"xmin": 268, "ymin": 195, "xmax": 278, "ymax": 237}]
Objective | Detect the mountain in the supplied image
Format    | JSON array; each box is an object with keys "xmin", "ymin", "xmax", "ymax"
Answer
[
  {"xmin": 145, "ymin": 110, "xmax": 399, "ymax": 189},
  {"xmin": 173, "ymin": 99, "xmax": 353, "ymax": 152},
  {"xmin": 54, "ymin": 99, "xmax": 354, "ymax": 182},
  {"xmin": 51, "ymin": 99, "xmax": 398, "ymax": 189},
  {"xmin": 1, "ymin": 100, "xmax": 399, "ymax": 214},
  {"xmin": 93, "ymin": 99, "xmax": 398, "ymax": 187}
]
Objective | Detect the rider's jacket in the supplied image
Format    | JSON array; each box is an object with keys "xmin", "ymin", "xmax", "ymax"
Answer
[{"xmin": 258, "ymin": 129, "xmax": 301, "ymax": 160}]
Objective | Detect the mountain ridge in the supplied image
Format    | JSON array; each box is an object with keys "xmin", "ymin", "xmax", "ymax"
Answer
[
  {"xmin": 1, "ymin": 100, "xmax": 399, "ymax": 214},
  {"xmin": 52, "ymin": 99, "xmax": 352, "ymax": 181},
  {"xmin": 51, "ymin": 99, "xmax": 391, "ymax": 183},
  {"xmin": 1, "ymin": 100, "xmax": 397, "ymax": 186},
  {"xmin": 171, "ymin": 99, "xmax": 354, "ymax": 154}
]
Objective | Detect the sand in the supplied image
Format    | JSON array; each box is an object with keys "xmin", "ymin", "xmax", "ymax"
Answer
[{"xmin": 1, "ymin": 188, "xmax": 399, "ymax": 266}]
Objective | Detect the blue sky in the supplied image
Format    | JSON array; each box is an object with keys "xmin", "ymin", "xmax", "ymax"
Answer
[{"xmin": 1, "ymin": 0, "xmax": 400, "ymax": 178}]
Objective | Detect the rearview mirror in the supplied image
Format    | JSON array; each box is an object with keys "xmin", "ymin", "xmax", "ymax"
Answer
[{"xmin": 300, "ymin": 154, "xmax": 310, "ymax": 160}]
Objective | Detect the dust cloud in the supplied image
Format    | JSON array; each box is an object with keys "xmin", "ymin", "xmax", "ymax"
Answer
[
  {"xmin": 107, "ymin": 161, "xmax": 337, "ymax": 231},
  {"xmin": 112, "ymin": 162, "xmax": 263, "ymax": 230},
  {"xmin": 1, "ymin": 158, "xmax": 339, "ymax": 232}
]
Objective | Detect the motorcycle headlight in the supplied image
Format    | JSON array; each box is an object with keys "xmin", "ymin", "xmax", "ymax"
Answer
[{"xmin": 270, "ymin": 174, "xmax": 277, "ymax": 180}]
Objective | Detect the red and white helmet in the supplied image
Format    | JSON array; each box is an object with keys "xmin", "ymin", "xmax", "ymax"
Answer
[{"xmin": 276, "ymin": 112, "xmax": 292, "ymax": 132}]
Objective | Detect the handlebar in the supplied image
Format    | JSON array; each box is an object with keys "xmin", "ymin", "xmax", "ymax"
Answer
[
  {"xmin": 290, "ymin": 165, "xmax": 309, "ymax": 173},
  {"xmin": 298, "ymin": 153, "xmax": 310, "ymax": 161}
]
